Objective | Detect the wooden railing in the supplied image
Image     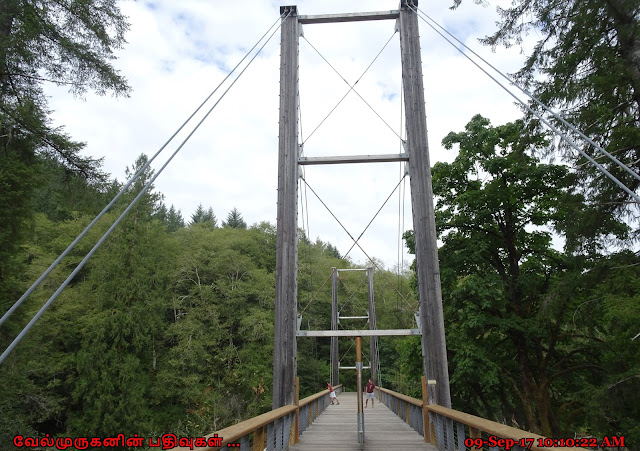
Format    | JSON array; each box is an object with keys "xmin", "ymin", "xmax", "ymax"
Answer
[
  {"xmin": 378, "ymin": 380, "xmax": 574, "ymax": 451},
  {"xmin": 177, "ymin": 382, "xmax": 342, "ymax": 451}
]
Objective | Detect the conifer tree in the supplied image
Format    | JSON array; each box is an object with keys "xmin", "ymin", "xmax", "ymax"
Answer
[
  {"xmin": 190, "ymin": 204, "xmax": 217, "ymax": 227},
  {"xmin": 166, "ymin": 205, "xmax": 185, "ymax": 232},
  {"xmin": 222, "ymin": 207, "xmax": 247, "ymax": 229}
]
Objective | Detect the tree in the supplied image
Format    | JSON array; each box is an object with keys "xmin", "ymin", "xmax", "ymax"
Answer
[
  {"xmin": 0, "ymin": 0, "xmax": 130, "ymax": 322},
  {"xmin": 67, "ymin": 156, "xmax": 172, "ymax": 437},
  {"xmin": 166, "ymin": 205, "xmax": 185, "ymax": 232},
  {"xmin": 405, "ymin": 115, "xmax": 583, "ymax": 434},
  {"xmin": 222, "ymin": 207, "xmax": 246, "ymax": 229},
  {"xmin": 190, "ymin": 204, "xmax": 217, "ymax": 227},
  {"xmin": 0, "ymin": 0, "xmax": 130, "ymax": 171},
  {"xmin": 453, "ymin": 0, "xmax": 640, "ymax": 236}
]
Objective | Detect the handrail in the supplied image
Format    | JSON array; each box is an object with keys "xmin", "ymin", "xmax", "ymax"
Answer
[
  {"xmin": 426, "ymin": 403, "xmax": 549, "ymax": 450},
  {"xmin": 176, "ymin": 383, "xmax": 342, "ymax": 450},
  {"xmin": 378, "ymin": 382, "xmax": 578, "ymax": 451},
  {"xmin": 207, "ymin": 404, "xmax": 297, "ymax": 448},
  {"xmin": 299, "ymin": 384, "xmax": 343, "ymax": 407},
  {"xmin": 377, "ymin": 386, "xmax": 422, "ymax": 407}
]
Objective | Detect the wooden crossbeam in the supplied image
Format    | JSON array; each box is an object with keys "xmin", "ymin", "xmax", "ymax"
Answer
[{"xmin": 298, "ymin": 11, "xmax": 400, "ymax": 24}]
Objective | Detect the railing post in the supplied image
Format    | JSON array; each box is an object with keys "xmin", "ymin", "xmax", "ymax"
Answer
[
  {"xmin": 294, "ymin": 376, "xmax": 300, "ymax": 443},
  {"xmin": 422, "ymin": 376, "xmax": 432, "ymax": 444},
  {"xmin": 356, "ymin": 336, "xmax": 365, "ymax": 443},
  {"xmin": 252, "ymin": 427, "xmax": 265, "ymax": 451},
  {"xmin": 469, "ymin": 427, "xmax": 482, "ymax": 451}
]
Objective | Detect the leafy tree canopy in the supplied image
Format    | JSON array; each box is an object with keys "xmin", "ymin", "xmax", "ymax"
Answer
[
  {"xmin": 403, "ymin": 114, "xmax": 639, "ymax": 439},
  {"xmin": 452, "ymin": 0, "xmax": 640, "ymax": 231},
  {"xmin": 1, "ymin": 0, "xmax": 130, "ymax": 175}
]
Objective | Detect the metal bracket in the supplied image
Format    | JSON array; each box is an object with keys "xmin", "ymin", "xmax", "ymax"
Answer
[
  {"xmin": 297, "ymin": 314, "xmax": 303, "ymax": 332},
  {"xmin": 280, "ymin": 5, "xmax": 298, "ymax": 15},
  {"xmin": 414, "ymin": 310, "xmax": 421, "ymax": 333}
]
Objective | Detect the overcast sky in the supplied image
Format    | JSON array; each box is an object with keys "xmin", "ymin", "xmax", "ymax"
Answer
[{"xmin": 44, "ymin": 0, "xmax": 534, "ymax": 271}]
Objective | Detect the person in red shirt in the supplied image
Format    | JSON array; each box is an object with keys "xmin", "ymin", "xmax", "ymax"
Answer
[
  {"xmin": 327, "ymin": 382, "xmax": 340, "ymax": 405},
  {"xmin": 365, "ymin": 379, "xmax": 375, "ymax": 408}
]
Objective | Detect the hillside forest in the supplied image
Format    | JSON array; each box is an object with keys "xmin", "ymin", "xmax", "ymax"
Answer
[{"xmin": 1, "ymin": 0, "xmax": 639, "ymax": 449}]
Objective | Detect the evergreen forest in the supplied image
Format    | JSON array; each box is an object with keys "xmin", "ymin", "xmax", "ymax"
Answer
[{"xmin": 1, "ymin": 0, "xmax": 639, "ymax": 448}]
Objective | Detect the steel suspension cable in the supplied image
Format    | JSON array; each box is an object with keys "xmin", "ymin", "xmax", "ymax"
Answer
[
  {"xmin": 0, "ymin": 12, "xmax": 289, "ymax": 365},
  {"xmin": 397, "ymin": 78, "xmax": 405, "ymax": 299},
  {"xmin": 301, "ymin": 31, "xmax": 402, "ymax": 144},
  {"xmin": 407, "ymin": 4, "xmax": 640, "ymax": 205},
  {"xmin": 0, "ymin": 13, "xmax": 286, "ymax": 330},
  {"xmin": 413, "ymin": 5, "xmax": 640, "ymax": 185}
]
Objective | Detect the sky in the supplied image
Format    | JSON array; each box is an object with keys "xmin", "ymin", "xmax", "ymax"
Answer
[{"xmin": 44, "ymin": 0, "xmax": 536, "ymax": 271}]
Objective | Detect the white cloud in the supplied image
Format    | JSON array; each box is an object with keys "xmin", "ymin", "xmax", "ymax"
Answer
[{"xmin": 44, "ymin": 0, "xmax": 537, "ymax": 270}]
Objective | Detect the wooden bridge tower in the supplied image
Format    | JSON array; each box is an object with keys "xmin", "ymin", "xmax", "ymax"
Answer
[{"xmin": 273, "ymin": 1, "xmax": 451, "ymax": 411}]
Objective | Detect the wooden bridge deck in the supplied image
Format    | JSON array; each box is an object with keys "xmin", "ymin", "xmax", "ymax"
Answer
[{"xmin": 291, "ymin": 392, "xmax": 438, "ymax": 451}]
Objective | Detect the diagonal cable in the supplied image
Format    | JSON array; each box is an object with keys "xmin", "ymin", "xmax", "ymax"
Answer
[
  {"xmin": 407, "ymin": 4, "xmax": 640, "ymax": 204},
  {"xmin": 0, "ymin": 12, "xmax": 286, "ymax": 329},
  {"xmin": 300, "ymin": 272, "xmax": 333, "ymax": 315},
  {"xmin": 414, "ymin": 5, "xmax": 640, "ymax": 185},
  {"xmin": 301, "ymin": 31, "xmax": 401, "ymax": 144},
  {"xmin": 301, "ymin": 177, "xmax": 415, "ymax": 310},
  {"xmin": 339, "ymin": 275, "xmax": 367, "ymax": 314},
  {"xmin": 0, "ymin": 11, "xmax": 290, "ymax": 365},
  {"xmin": 342, "ymin": 173, "xmax": 408, "ymax": 261}
]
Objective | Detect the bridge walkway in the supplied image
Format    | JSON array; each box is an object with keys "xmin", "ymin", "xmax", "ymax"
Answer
[{"xmin": 291, "ymin": 392, "xmax": 438, "ymax": 451}]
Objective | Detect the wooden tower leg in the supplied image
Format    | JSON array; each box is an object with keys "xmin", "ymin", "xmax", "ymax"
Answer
[
  {"xmin": 399, "ymin": 2, "xmax": 452, "ymax": 408},
  {"xmin": 273, "ymin": 5, "xmax": 299, "ymax": 409}
]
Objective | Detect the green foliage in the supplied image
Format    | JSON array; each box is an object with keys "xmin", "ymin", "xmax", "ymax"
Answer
[
  {"xmin": 190, "ymin": 203, "xmax": 217, "ymax": 228},
  {"xmin": 222, "ymin": 207, "xmax": 246, "ymax": 229},
  {"xmin": 457, "ymin": 0, "xmax": 640, "ymax": 237},
  {"xmin": 403, "ymin": 114, "xmax": 640, "ymax": 440},
  {"xmin": 166, "ymin": 205, "xmax": 185, "ymax": 232}
]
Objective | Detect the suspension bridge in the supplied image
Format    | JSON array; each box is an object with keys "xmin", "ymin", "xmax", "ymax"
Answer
[{"xmin": 1, "ymin": 1, "xmax": 638, "ymax": 450}]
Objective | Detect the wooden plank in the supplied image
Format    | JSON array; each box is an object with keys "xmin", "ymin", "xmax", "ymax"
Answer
[
  {"xmin": 273, "ymin": 9, "xmax": 299, "ymax": 409},
  {"xmin": 399, "ymin": 4, "xmax": 452, "ymax": 408},
  {"xmin": 297, "ymin": 329, "xmax": 421, "ymax": 337},
  {"xmin": 290, "ymin": 393, "xmax": 436, "ymax": 450},
  {"xmin": 298, "ymin": 153, "xmax": 409, "ymax": 165},
  {"xmin": 298, "ymin": 10, "xmax": 399, "ymax": 24}
]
